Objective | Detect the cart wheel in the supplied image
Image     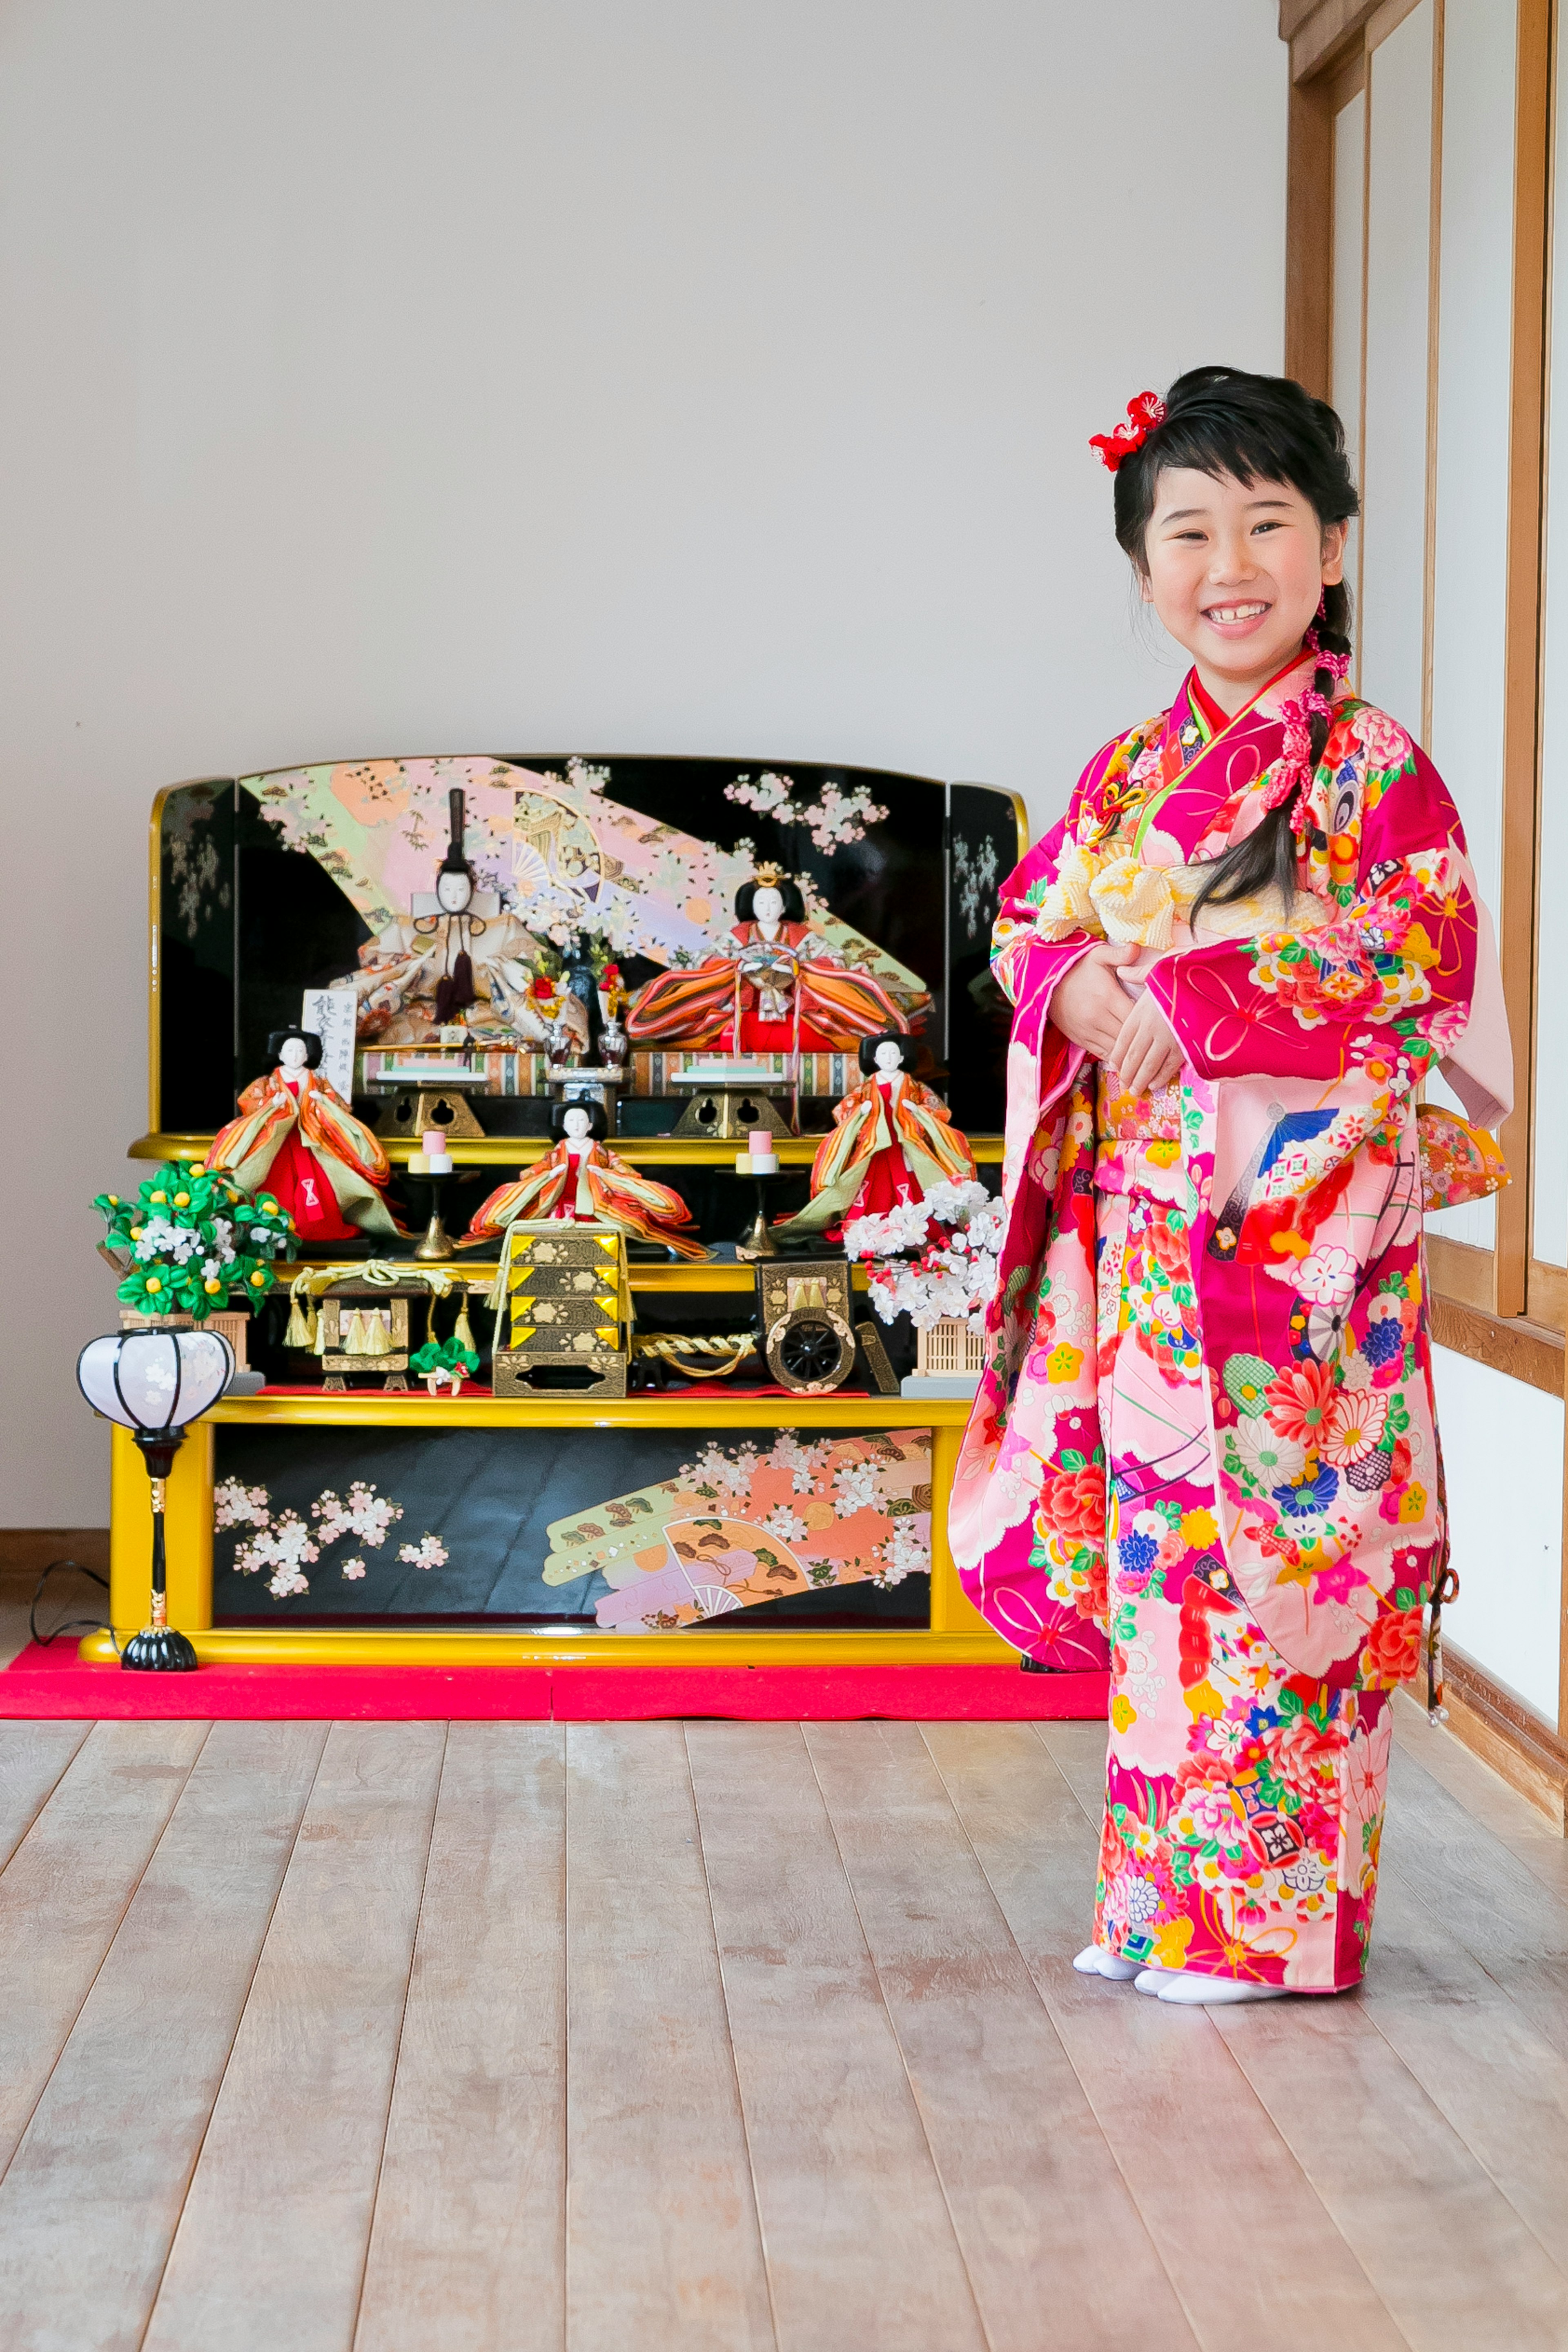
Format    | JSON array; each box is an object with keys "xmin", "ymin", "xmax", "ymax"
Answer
[{"xmin": 767, "ymin": 1313, "xmax": 855, "ymax": 1393}]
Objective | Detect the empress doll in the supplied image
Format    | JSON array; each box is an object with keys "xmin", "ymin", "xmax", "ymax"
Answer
[
  {"xmin": 952, "ymin": 367, "xmax": 1511, "ymax": 2006},
  {"xmin": 626, "ymin": 864, "xmax": 925, "ymax": 1052},
  {"xmin": 208, "ymin": 1030, "xmax": 401, "ymax": 1242},
  {"xmin": 462, "ymin": 1102, "xmax": 707, "ymax": 1259}
]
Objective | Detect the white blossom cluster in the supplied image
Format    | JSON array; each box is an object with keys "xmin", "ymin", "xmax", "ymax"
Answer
[
  {"xmin": 723, "ymin": 772, "xmax": 888, "ymax": 852},
  {"xmin": 133, "ymin": 1213, "xmax": 239, "ymax": 1272},
  {"xmin": 690, "ymin": 1442, "xmax": 761, "ymax": 1496},
  {"xmin": 844, "ymin": 1179, "xmax": 1004, "ymax": 1331},
  {"xmin": 875, "ymin": 1518, "xmax": 931, "ymax": 1587},
  {"xmin": 214, "ymin": 1479, "xmax": 270, "ymax": 1531},
  {"xmin": 766, "ymin": 1431, "xmax": 831, "ymax": 1491},
  {"xmin": 842, "ymin": 1199, "xmax": 934, "ymax": 1257},
  {"xmin": 313, "ymin": 1481, "xmax": 403, "ymax": 1549},
  {"xmin": 132, "ymin": 1218, "xmax": 203, "ymax": 1266},
  {"xmin": 220, "ymin": 1478, "xmax": 415, "ymax": 1601},
  {"xmin": 832, "ymin": 1459, "xmax": 881, "ymax": 1514},
  {"xmin": 398, "ymin": 1534, "xmax": 449, "ymax": 1570},
  {"xmin": 233, "ymin": 1511, "xmax": 320, "ymax": 1594}
]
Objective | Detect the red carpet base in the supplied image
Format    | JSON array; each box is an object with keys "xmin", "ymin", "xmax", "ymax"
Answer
[{"xmin": 1, "ymin": 1644, "xmax": 1109, "ymax": 1723}]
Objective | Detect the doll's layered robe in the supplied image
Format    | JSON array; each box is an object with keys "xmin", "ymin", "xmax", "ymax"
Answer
[
  {"xmin": 780, "ymin": 1070, "xmax": 977, "ymax": 1235},
  {"xmin": 952, "ymin": 654, "xmax": 1509, "ymax": 1992},
  {"xmin": 627, "ymin": 921, "xmax": 922, "ymax": 1052},
  {"xmin": 465, "ymin": 1141, "xmax": 707, "ymax": 1258},
  {"xmin": 209, "ymin": 1070, "xmax": 399, "ymax": 1241}
]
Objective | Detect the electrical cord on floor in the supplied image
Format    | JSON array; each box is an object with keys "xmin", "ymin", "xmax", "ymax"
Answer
[{"xmin": 29, "ymin": 1556, "xmax": 111, "ymax": 1648}]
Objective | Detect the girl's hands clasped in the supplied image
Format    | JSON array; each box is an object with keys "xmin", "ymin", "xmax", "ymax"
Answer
[
  {"xmin": 1048, "ymin": 940, "xmax": 1183, "ymax": 1095},
  {"xmin": 1107, "ymin": 992, "xmax": 1182, "ymax": 1096},
  {"xmin": 1048, "ymin": 941, "xmax": 1140, "ymax": 1059}
]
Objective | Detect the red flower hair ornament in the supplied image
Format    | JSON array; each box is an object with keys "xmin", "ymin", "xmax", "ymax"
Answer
[{"xmin": 1089, "ymin": 390, "xmax": 1166, "ymax": 473}]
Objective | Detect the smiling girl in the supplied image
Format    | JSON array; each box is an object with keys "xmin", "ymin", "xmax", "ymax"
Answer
[{"xmin": 951, "ymin": 367, "xmax": 1512, "ymax": 2004}]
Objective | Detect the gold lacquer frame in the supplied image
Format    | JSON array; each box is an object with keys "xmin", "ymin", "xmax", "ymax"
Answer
[{"xmin": 84, "ymin": 1393, "xmax": 1008, "ymax": 1668}]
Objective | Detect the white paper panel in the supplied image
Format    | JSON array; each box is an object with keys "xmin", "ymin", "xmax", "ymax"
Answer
[
  {"xmin": 1433, "ymin": 1346, "xmax": 1563, "ymax": 1723},
  {"xmin": 1360, "ymin": 0, "xmax": 1434, "ymax": 738},
  {"xmin": 1421, "ymin": 0, "xmax": 1516, "ymax": 1253},
  {"xmin": 1535, "ymin": 0, "xmax": 1568, "ymax": 1264}
]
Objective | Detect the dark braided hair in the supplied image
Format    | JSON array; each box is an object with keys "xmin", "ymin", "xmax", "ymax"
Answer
[{"xmin": 1111, "ymin": 366, "xmax": 1358, "ymax": 919}]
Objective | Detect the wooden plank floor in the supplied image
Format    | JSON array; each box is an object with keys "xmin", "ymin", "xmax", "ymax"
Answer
[{"xmin": 0, "ymin": 1705, "xmax": 1564, "ymax": 2348}]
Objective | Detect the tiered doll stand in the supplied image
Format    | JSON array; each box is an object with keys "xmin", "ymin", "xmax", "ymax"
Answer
[{"xmin": 83, "ymin": 756, "xmax": 1106, "ymax": 1713}]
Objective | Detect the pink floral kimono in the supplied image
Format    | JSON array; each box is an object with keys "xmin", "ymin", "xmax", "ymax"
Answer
[{"xmin": 951, "ymin": 653, "xmax": 1510, "ymax": 1993}]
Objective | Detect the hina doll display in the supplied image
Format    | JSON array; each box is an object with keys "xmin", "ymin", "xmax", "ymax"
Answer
[
  {"xmin": 463, "ymin": 1103, "xmax": 708, "ymax": 1258},
  {"xmin": 952, "ymin": 368, "xmax": 1512, "ymax": 2005},
  {"xmin": 626, "ymin": 864, "xmax": 925, "ymax": 1052},
  {"xmin": 208, "ymin": 1030, "xmax": 402, "ymax": 1242},
  {"xmin": 351, "ymin": 787, "xmax": 577, "ymax": 1049},
  {"xmin": 775, "ymin": 1034, "xmax": 976, "ymax": 1238}
]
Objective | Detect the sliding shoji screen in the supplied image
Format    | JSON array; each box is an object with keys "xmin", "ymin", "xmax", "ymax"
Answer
[
  {"xmin": 1532, "ymin": 6, "xmax": 1568, "ymax": 1316},
  {"xmin": 1426, "ymin": 0, "xmax": 1517, "ymax": 1264},
  {"xmin": 1358, "ymin": 2, "xmax": 1435, "ymax": 739},
  {"xmin": 1325, "ymin": 0, "xmax": 1535, "ymax": 1317}
]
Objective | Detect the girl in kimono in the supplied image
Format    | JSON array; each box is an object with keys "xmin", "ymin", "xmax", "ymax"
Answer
[
  {"xmin": 951, "ymin": 368, "xmax": 1510, "ymax": 2004},
  {"xmin": 462, "ymin": 1102, "xmax": 708, "ymax": 1259},
  {"xmin": 209, "ymin": 1029, "xmax": 401, "ymax": 1243}
]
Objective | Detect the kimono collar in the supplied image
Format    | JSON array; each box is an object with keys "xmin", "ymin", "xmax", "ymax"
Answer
[
  {"xmin": 1170, "ymin": 647, "xmax": 1321, "ymax": 758},
  {"xmin": 1138, "ymin": 648, "xmax": 1326, "ymax": 851}
]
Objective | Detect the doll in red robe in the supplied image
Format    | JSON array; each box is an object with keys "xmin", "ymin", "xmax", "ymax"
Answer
[{"xmin": 209, "ymin": 1030, "xmax": 400, "ymax": 1242}]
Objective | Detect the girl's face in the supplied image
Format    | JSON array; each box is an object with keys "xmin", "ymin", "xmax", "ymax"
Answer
[
  {"xmin": 752, "ymin": 885, "xmax": 784, "ymax": 928},
  {"xmin": 873, "ymin": 1041, "xmax": 904, "ymax": 1074},
  {"xmin": 1139, "ymin": 466, "xmax": 1348, "ymax": 711},
  {"xmin": 561, "ymin": 1106, "xmax": 593, "ymax": 1141},
  {"xmin": 278, "ymin": 1037, "xmax": 310, "ymax": 1073}
]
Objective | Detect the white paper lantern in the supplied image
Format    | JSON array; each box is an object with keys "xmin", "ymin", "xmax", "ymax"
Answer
[{"xmin": 76, "ymin": 1326, "xmax": 234, "ymax": 1433}]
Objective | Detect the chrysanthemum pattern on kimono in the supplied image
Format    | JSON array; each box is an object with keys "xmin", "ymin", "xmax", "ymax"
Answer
[{"xmin": 951, "ymin": 653, "xmax": 1490, "ymax": 1990}]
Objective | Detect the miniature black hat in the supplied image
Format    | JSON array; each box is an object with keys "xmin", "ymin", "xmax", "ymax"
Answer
[{"xmin": 439, "ymin": 786, "xmax": 472, "ymax": 878}]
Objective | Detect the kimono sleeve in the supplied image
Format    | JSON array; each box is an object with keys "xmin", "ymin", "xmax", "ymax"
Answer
[
  {"xmin": 1145, "ymin": 720, "xmax": 1478, "ymax": 1095},
  {"xmin": 990, "ymin": 733, "xmax": 1138, "ymax": 1103}
]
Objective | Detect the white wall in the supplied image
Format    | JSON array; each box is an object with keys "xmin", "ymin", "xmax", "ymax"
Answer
[{"xmin": 0, "ymin": 0, "xmax": 1286, "ymax": 1524}]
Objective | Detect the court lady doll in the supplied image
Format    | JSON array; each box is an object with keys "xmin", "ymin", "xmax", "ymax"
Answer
[
  {"xmin": 208, "ymin": 1030, "xmax": 401, "ymax": 1242},
  {"xmin": 463, "ymin": 1101, "xmax": 707, "ymax": 1259},
  {"xmin": 776, "ymin": 1032, "xmax": 977, "ymax": 1239},
  {"xmin": 951, "ymin": 368, "xmax": 1511, "ymax": 2005}
]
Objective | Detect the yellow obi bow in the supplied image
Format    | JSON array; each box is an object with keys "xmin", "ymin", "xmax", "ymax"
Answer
[{"xmin": 1032, "ymin": 841, "xmax": 1200, "ymax": 950}]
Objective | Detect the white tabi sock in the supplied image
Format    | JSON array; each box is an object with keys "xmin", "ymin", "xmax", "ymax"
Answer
[
  {"xmin": 1072, "ymin": 1944, "xmax": 1142, "ymax": 1980},
  {"xmin": 1154, "ymin": 1973, "xmax": 1289, "ymax": 2006}
]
